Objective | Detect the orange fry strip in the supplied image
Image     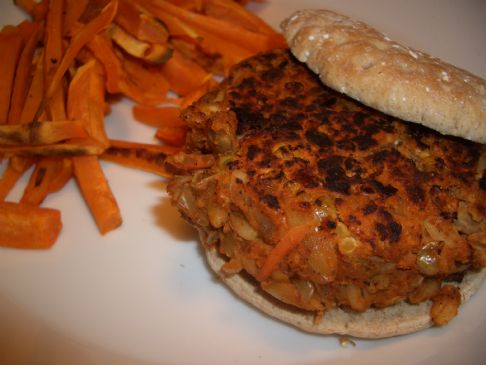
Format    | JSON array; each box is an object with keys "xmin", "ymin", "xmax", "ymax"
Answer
[
  {"xmin": 101, "ymin": 139, "xmax": 181, "ymax": 176},
  {"xmin": 67, "ymin": 52, "xmax": 122, "ymax": 234},
  {"xmin": 191, "ymin": 26, "xmax": 253, "ymax": 72},
  {"xmin": 42, "ymin": 0, "xmax": 118, "ymax": 111},
  {"xmin": 180, "ymin": 77, "xmax": 217, "ymax": 108},
  {"xmin": 21, "ymin": 157, "xmax": 73, "ymax": 206},
  {"xmin": 7, "ymin": 22, "xmax": 43, "ymax": 125},
  {"xmin": 141, "ymin": 0, "xmax": 282, "ymax": 52},
  {"xmin": 109, "ymin": 23, "xmax": 172, "ymax": 64},
  {"xmin": 46, "ymin": 158, "xmax": 73, "ymax": 193},
  {"xmin": 0, "ymin": 139, "xmax": 105, "ymax": 157},
  {"xmin": 117, "ymin": 0, "xmax": 170, "ymax": 44},
  {"xmin": 68, "ymin": 59, "xmax": 109, "ymax": 147},
  {"xmin": 160, "ymin": 50, "xmax": 210, "ymax": 96},
  {"xmin": 44, "ymin": 0, "xmax": 64, "ymax": 80},
  {"xmin": 132, "ymin": 105, "xmax": 185, "ymax": 128},
  {"xmin": 0, "ymin": 157, "xmax": 34, "ymax": 201},
  {"xmin": 73, "ymin": 155, "xmax": 122, "ymax": 234},
  {"xmin": 0, "ymin": 29, "xmax": 24, "ymax": 123},
  {"xmin": 158, "ymin": 12, "xmax": 252, "ymax": 73},
  {"xmin": 43, "ymin": 0, "xmax": 66, "ymax": 120},
  {"xmin": 87, "ymin": 34, "xmax": 124, "ymax": 94},
  {"xmin": 205, "ymin": 0, "xmax": 282, "ymax": 37},
  {"xmin": 152, "ymin": 10, "xmax": 199, "ymax": 38},
  {"xmin": 155, "ymin": 126, "xmax": 187, "ymax": 146},
  {"xmin": 19, "ymin": 48, "xmax": 45, "ymax": 124},
  {"xmin": 120, "ymin": 53, "xmax": 171, "ymax": 105},
  {"xmin": 0, "ymin": 120, "xmax": 89, "ymax": 146},
  {"xmin": 90, "ymin": 34, "xmax": 171, "ymax": 103},
  {"xmin": 63, "ymin": 0, "xmax": 89, "ymax": 34},
  {"xmin": 14, "ymin": 0, "xmax": 48, "ymax": 21},
  {"xmin": 0, "ymin": 201, "xmax": 62, "ymax": 249}
]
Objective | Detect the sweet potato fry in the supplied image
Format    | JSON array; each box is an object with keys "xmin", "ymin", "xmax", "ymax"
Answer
[
  {"xmin": 141, "ymin": 0, "xmax": 282, "ymax": 52},
  {"xmin": 0, "ymin": 29, "xmax": 24, "ymax": 123},
  {"xmin": 0, "ymin": 120, "xmax": 89, "ymax": 146},
  {"xmin": 68, "ymin": 59, "xmax": 109, "ymax": 147},
  {"xmin": 204, "ymin": 0, "xmax": 282, "ymax": 37},
  {"xmin": 169, "ymin": 35, "xmax": 222, "ymax": 74},
  {"xmin": 92, "ymin": 33, "xmax": 170, "ymax": 103},
  {"xmin": 0, "ymin": 139, "xmax": 106, "ymax": 157},
  {"xmin": 109, "ymin": 23, "xmax": 172, "ymax": 64},
  {"xmin": 7, "ymin": 22, "xmax": 43, "ymax": 125},
  {"xmin": 132, "ymin": 105, "xmax": 185, "ymax": 128},
  {"xmin": 153, "ymin": 10, "xmax": 199, "ymax": 38},
  {"xmin": 42, "ymin": 0, "xmax": 118, "ymax": 113},
  {"xmin": 120, "ymin": 53, "xmax": 171, "ymax": 104},
  {"xmin": 0, "ymin": 201, "xmax": 62, "ymax": 249},
  {"xmin": 160, "ymin": 50, "xmax": 210, "ymax": 95},
  {"xmin": 155, "ymin": 125, "xmax": 187, "ymax": 146},
  {"xmin": 180, "ymin": 76, "xmax": 217, "ymax": 108},
  {"xmin": 0, "ymin": 156, "xmax": 34, "ymax": 201},
  {"xmin": 73, "ymin": 155, "xmax": 122, "ymax": 234},
  {"xmin": 162, "ymin": 15, "xmax": 252, "ymax": 73},
  {"xmin": 193, "ymin": 32, "xmax": 252, "ymax": 73},
  {"xmin": 14, "ymin": 0, "xmax": 48, "ymax": 21},
  {"xmin": 101, "ymin": 139, "xmax": 180, "ymax": 176},
  {"xmin": 63, "ymin": 0, "xmax": 89, "ymax": 34},
  {"xmin": 117, "ymin": 0, "xmax": 170, "ymax": 44},
  {"xmin": 87, "ymin": 34, "xmax": 124, "ymax": 93},
  {"xmin": 161, "ymin": 0, "xmax": 202, "ymax": 11},
  {"xmin": 43, "ymin": 0, "xmax": 66, "ymax": 120},
  {"xmin": 20, "ymin": 157, "xmax": 73, "ymax": 205},
  {"xmin": 44, "ymin": 0, "xmax": 64, "ymax": 77},
  {"xmin": 19, "ymin": 49, "xmax": 45, "ymax": 124}
]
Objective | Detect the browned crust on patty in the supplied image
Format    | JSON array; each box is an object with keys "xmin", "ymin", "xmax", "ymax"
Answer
[{"xmin": 281, "ymin": 9, "xmax": 486, "ymax": 143}]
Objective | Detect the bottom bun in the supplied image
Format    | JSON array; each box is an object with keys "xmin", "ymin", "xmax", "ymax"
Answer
[{"xmin": 202, "ymin": 231, "xmax": 485, "ymax": 338}]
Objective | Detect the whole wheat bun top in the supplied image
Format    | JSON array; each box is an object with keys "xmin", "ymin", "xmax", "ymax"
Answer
[{"xmin": 281, "ymin": 9, "xmax": 486, "ymax": 144}]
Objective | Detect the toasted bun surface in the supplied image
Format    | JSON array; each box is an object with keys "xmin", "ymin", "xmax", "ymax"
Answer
[
  {"xmin": 203, "ymin": 239, "xmax": 485, "ymax": 338},
  {"xmin": 281, "ymin": 9, "xmax": 486, "ymax": 144}
]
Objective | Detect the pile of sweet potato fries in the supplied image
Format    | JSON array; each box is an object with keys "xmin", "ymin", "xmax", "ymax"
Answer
[{"xmin": 0, "ymin": 0, "xmax": 285, "ymax": 248}]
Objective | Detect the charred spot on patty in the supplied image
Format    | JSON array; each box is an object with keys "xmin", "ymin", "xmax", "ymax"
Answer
[
  {"xmin": 406, "ymin": 184, "xmax": 425, "ymax": 205},
  {"xmin": 363, "ymin": 203, "xmax": 378, "ymax": 215},
  {"xmin": 247, "ymin": 144, "xmax": 261, "ymax": 160},
  {"xmin": 292, "ymin": 168, "xmax": 320, "ymax": 188},
  {"xmin": 280, "ymin": 97, "xmax": 302, "ymax": 109},
  {"xmin": 480, "ymin": 170, "xmax": 486, "ymax": 191},
  {"xmin": 233, "ymin": 105, "xmax": 266, "ymax": 134},
  {"xmin": 261, "ymin": 194, "xmax": 280, "ymax": 210},
  {"xmin": 375, "ymin": 221, "xmax": 402, "ymax": 243},
  {"xmin": 318, "ymin": 156, "xmax": 351, "ymax": 195},
  {"xmin": 370, "ymin": 179, "xmax": 398, "ymax": 197},
  {"xmin": 305, "ymin": 129, "xmax": 333, "ymax": 148},
  {"xmin": 353, "ymin": 134, "xmax": 378, "ymax": 150},
  {"xmin": 285, "ymin": 81, "xmax": 304, "ymax": 92}
]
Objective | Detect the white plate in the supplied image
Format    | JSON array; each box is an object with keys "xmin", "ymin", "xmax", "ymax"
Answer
[{"xmin": 1, "ymin": 1, "xmax": 485, "ymax": 364}]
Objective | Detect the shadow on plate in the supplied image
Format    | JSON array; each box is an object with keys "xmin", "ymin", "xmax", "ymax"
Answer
[
  {"xmin": 0, "ymin": 295, "xmax": 164, "ymax": 365},
  {"xmin": 149, "ymin": 180, "xmax": 198, "ymax": 243}
]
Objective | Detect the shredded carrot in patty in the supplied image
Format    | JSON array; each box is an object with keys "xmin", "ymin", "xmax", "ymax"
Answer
[{"xmin": 257, "ymin": 224, "xmax": 311, "ymax": 282}]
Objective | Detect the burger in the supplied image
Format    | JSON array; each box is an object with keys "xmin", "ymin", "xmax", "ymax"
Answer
[{"xmin": 166, "ymin": 9, "xmax": 486, "ymax": 338}]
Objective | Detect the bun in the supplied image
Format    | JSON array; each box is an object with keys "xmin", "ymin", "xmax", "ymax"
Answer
[
  {"xmin": 204, "ymin": 239, "xmax": 485, "ymax": 338},
  {"xmin": 281, "ymin": 9, "xmax": 486, "ymax": 143}
]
